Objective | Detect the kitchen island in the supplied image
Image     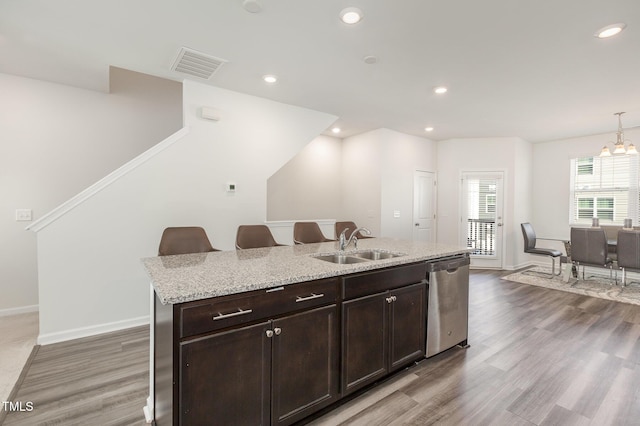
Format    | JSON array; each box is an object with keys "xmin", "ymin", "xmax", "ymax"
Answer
[{"xmin": 143, "ymin": 237, "xmax": 470, "ymax": 425}]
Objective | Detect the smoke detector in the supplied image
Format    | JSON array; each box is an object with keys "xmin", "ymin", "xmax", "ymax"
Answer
[{"xmin": 171, "ymin": 47, "xmax": 227, "ymax": 80}]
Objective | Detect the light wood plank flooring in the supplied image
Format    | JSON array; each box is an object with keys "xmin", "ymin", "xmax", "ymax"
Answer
[
  {"xmin": 309, "ymin": 271, "xmax": 640, "ymax": 425},
  {"xmin": 2, "ymin": 326, "xmax": 149, "ymax": 425},
  {"xmin": 0, "ymin": 312, "xmax": 38, "ymax": 405},
  {"xmin": 3, "ymin": 270, "xmax": 640, "ymax": 425}
]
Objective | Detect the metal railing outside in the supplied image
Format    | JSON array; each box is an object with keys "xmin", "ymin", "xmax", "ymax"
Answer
[{"xmin": 467, "ymin": 219, "xmax": 496, "ymax": 256}]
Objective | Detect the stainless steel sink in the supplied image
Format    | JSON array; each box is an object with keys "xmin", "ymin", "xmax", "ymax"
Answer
[
  {"xmin": 312, "ymin": 249, "xmax": 405, "ymax": 264},
  {"xmin": 313, "ymin": 254, "xmax": 369, "ymax": 264},
  {"xmin": 352, "ymin": 249, "xmax": 405, "ymax": 260}
]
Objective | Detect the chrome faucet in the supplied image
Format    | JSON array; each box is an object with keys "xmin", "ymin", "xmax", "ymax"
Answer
[{"xmin": 339, "ymin": 227, "xmax": 371, "ymax": 251}]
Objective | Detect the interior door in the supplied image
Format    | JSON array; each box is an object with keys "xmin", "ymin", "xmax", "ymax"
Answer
[
  {"xmin": 413, "ymin": 170, "xmax": 436, "ymax": 242},
  {"xmin": 460, "ymin": 172, "xmax": 504, "ymax": 269}
]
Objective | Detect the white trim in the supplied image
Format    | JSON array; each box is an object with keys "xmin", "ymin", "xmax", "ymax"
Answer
[
  {"xmin": 37, "ymin": 315, "xmax": 149, "ymax": 345},
  {"xmin": 265, "ymin": 219, "xmax": 336, "ymax": 227},
  {"xmin": 0, "ymin": 304, "xmax": 39, "ymax": 317},
  {"xmin": 26, "ymin": 127, "xmax": 190, "ymax": 233}
]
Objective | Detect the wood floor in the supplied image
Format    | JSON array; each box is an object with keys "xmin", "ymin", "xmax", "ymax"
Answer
[
  {"xmin": 3, "ymin": 270, "xmax": 640, "ymax": 425},
  {"xmin": 1, "ymin": 325, "xmax": 149, "ymax": 425}
]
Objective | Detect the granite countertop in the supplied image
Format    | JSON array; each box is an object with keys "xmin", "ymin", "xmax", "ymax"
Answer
[{"xmin": 142, "ymin": 237, "xmax": 470, "ymax": 305}]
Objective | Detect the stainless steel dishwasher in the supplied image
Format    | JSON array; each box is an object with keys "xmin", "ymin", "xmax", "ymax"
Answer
[{"xmin": 426, "ymin": 254, "xmax": 470, "ymax": 357}]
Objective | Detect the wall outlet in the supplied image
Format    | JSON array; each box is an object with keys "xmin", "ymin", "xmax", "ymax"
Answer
[{"xmin": 16, "ymin": 209, "xmax": 33, "ymax": 221}]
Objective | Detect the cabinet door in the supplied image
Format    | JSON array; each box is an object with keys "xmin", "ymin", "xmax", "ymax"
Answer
[
  {"xmin": 271, "ymin": 305, "xmax": 339, "ymax": 426},
  {"xmin": 341, "ymin": 292, "xmax": 388, "ymax": 396},
  {"xmin": 179, "ymin": 321, "xmax": 271, "ymax": 425},
  {"xmin": 389, "ymin": 282, "xmax": 426, "ymax": 371}
]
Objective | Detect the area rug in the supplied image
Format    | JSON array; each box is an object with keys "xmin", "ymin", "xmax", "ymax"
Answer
[{"xmin": 502, "ymin": 267, "xmax": 640, "ymax": 306}]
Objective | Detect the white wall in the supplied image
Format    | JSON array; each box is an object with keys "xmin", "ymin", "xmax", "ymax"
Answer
[
  {"xmin": 266, "ymin": 129, "xmax": 436, "ymax": 241},
  {"xmin": 340, "ymin": 128, "xmax": 436, "ymax": 239},
  {"xmin": 33, "ymin": 82, "xmax": 336, "ymax": 343},
  {"xmin": 532, "ymin": 128, "xmax": 640, "ymax": 242},
  {"xmin": 378, "ymin": 129, "xmax": 437, "ymax": 240},
  {"xmin": 340, "ymin": 130, "xmax": 384, "ymax": 236},
  {"xmin": 266, "ymin": 135, "xmax": 343, "ymax": 221},
  {"xmin": 512, "ymin": 138, "xmax": 534, "ymax": 268},
  {"xmin": 437, "ymin": 137, "xmax": 532, "ymax": 269},
  {"xmin": 0, "ymin": 69, "xmax": 182, "ymax": 314}
]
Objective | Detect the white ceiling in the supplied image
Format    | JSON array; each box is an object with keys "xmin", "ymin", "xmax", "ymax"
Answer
[{"xmin": 1, "ymin": 0, "xmax": 639, "ymax": 142}]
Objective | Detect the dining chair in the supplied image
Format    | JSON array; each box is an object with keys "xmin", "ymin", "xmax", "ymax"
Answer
[
  {"xmin": 520, "ymin": 223, "xmax": 563, "ymax": 276},
  {"xmin": 158, "ymin": 227, "xmax": 219, "ymax": 256},
  {"xmin": 616, "ymin": 229, "xmax": 640, "ymax": 286},
  {"xmin": 570, "ymin": 227, "xmax": 614, "ymax": 281},
  {"xmin": 293, "ymin": 222, "xmax": 335, "ymax": 244},
  {"xmin": 235, "ymin": 225, "xmax": 285, "ymax": 249},
  {"xmin": 335, "ymin": 221, "xmax": 374, "ymax": 240}
]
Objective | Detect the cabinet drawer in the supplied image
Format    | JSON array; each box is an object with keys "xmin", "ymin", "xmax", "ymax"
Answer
[
  {"xmin": 342, "ymin": 262, "xmax": 427, "ymax": 300},
  {"xmin": 180, "ymin": 278, "xmax": 338, "ymax": 338}
]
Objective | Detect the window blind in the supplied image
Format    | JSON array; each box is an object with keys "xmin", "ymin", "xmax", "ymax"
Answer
[{"xmin": 569, "ymin": 155, "xmax": 640, "ymax": 225}]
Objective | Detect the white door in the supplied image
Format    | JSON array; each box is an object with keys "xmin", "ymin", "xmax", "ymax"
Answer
[
  {"xmin": 460, "ymin": 171, "xmax": 504, "ymax": 268},
  {"xmin": 413, "ymin": 171, "xmax": 436, "ymax": 242}
]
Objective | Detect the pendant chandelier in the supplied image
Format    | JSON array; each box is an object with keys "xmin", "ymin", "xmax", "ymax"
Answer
[{"xmin": 600, "ymin": 112, "xmax": 637, "ymax": 157}]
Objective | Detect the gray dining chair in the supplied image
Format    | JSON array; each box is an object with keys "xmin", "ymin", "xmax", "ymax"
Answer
[
  {"xmin": 616, "ymin": 229, "xmax": 640, "ymax": 286},
  {"xmin": 521, "ymin": 223, "xmax": 563, "ymax": 276},
  {"xmin": 570, "ymin": 227, "xmax": 614, "ymax": 281}
]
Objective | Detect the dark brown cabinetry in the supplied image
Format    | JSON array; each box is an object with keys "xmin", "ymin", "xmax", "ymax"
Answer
[
  {"xmin": 341, "ymin": 263, "xmax": 427, "ymax": 396},
  {"xmin": 179, "ymin": 320, "xmax": 272, "ymax": 425},
  {"xmin": 271, "ymin": 305, "xmax": 339, "ymax": 425},
  {"xmin": 154, "ymin": 261, "xmax": 430, "ymax": 425},
  {"xmin": 155, "ymin": 277, "xmax": 339, "ymax": 425},
  {"xmin": 179, "ymin": 305, "xmax": 338, "ymax": 426}
]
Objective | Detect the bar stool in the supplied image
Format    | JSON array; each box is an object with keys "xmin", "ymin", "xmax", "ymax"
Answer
[
  {"xmin": 235, "ymin": 225, "xmax": 285, "ymax": 249},
  {"xmin": 293, "ymin": 222, "xmax": 335, "ymax": 244},
  {"xmin": 158, "ymin": 227, "xmax": 219, "ymax": 256}
]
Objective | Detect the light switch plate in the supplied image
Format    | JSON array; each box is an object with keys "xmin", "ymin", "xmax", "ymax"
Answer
[
  {"xmin": 393, "ymin": 210, "xmax": 401, "ymax": 218},
  {"xmin": 16, "ymin": 209, "xmax": 33, "ymax": 221}
]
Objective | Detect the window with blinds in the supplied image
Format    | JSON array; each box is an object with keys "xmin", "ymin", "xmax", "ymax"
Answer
[{"xmin": 569, "ymin": 155, "xmax": 640, "ymax": 225}]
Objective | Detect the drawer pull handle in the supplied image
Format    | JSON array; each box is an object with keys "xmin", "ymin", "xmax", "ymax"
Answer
[
  {"xmin": 296, "ymin": 293, "xmax": 325, "ymax": 303},
  {"xmin": 213, "ymin": 308, "xmax": 253, "ymax": 321}
]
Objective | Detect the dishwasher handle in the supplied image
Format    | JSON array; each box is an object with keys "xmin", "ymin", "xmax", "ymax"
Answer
[{"xmin": 426, "ymin": 256, "xmax": 470, "ymax": 273}]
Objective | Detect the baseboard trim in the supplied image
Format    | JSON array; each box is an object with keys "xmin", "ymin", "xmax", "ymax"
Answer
[
  {"xmin": 37, "ymin": 315, "xmax": 150, "ymax": 346},
  {"xmin": 0, "ymin": 304, "xmax": 39, "ymax": 318}
]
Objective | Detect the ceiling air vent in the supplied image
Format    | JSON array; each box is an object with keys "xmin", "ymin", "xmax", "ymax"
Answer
[{"xmin": 171, "ymin": 47, "xmax": 227, "ymax": 80}]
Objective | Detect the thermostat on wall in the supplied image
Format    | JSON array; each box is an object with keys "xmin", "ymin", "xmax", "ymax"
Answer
[{"xmin": 226, "ymin": 182, "xmax": 236, "ymax": 192}]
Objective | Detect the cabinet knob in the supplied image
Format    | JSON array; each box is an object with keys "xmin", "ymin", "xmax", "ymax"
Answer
[
  {"xmin": 266, "ymin": 330, "xmax": 274, "ymax": 338},
  {"xmin": 386, "ymin": 297, "xmax": 393, "ymax": 304},
  {"xmin": 274, "ymin": 327, "xmax": 282, "ymax": 336}
]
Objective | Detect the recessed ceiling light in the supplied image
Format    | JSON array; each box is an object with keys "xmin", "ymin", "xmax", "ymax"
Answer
[
  {"xmin": 434, "ymin": 86, "xmax": 448, "ymax": 94},
  {"xmin": 263, "ymin": 75, "xmax": 277, "ymax": 84},
  {"xmin": 363, "ymin": 55, "xmax": 378, "ymax": 64},
  {"xmin": 424, "ymin": 127, "xmax": 434, "ymax": 132},
  {"xmin": 595, "ymin": 23, "xmax": 626, "ymax": 38},
  {"xmin": 340, "ymin": 7, "xmax": 363, "ymax": 24},
  {"xmin": 331, "ymin": 127, "xmax": 341, "ymax": 134},
  {"xmin": 242, "ymin": 0, "xmax": 262, "ymax": 13}
]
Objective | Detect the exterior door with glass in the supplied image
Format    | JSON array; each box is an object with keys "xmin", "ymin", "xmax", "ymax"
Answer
[{"xmin": 460, "ymin": 172, "xmax": 504, "ymax": 269}]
